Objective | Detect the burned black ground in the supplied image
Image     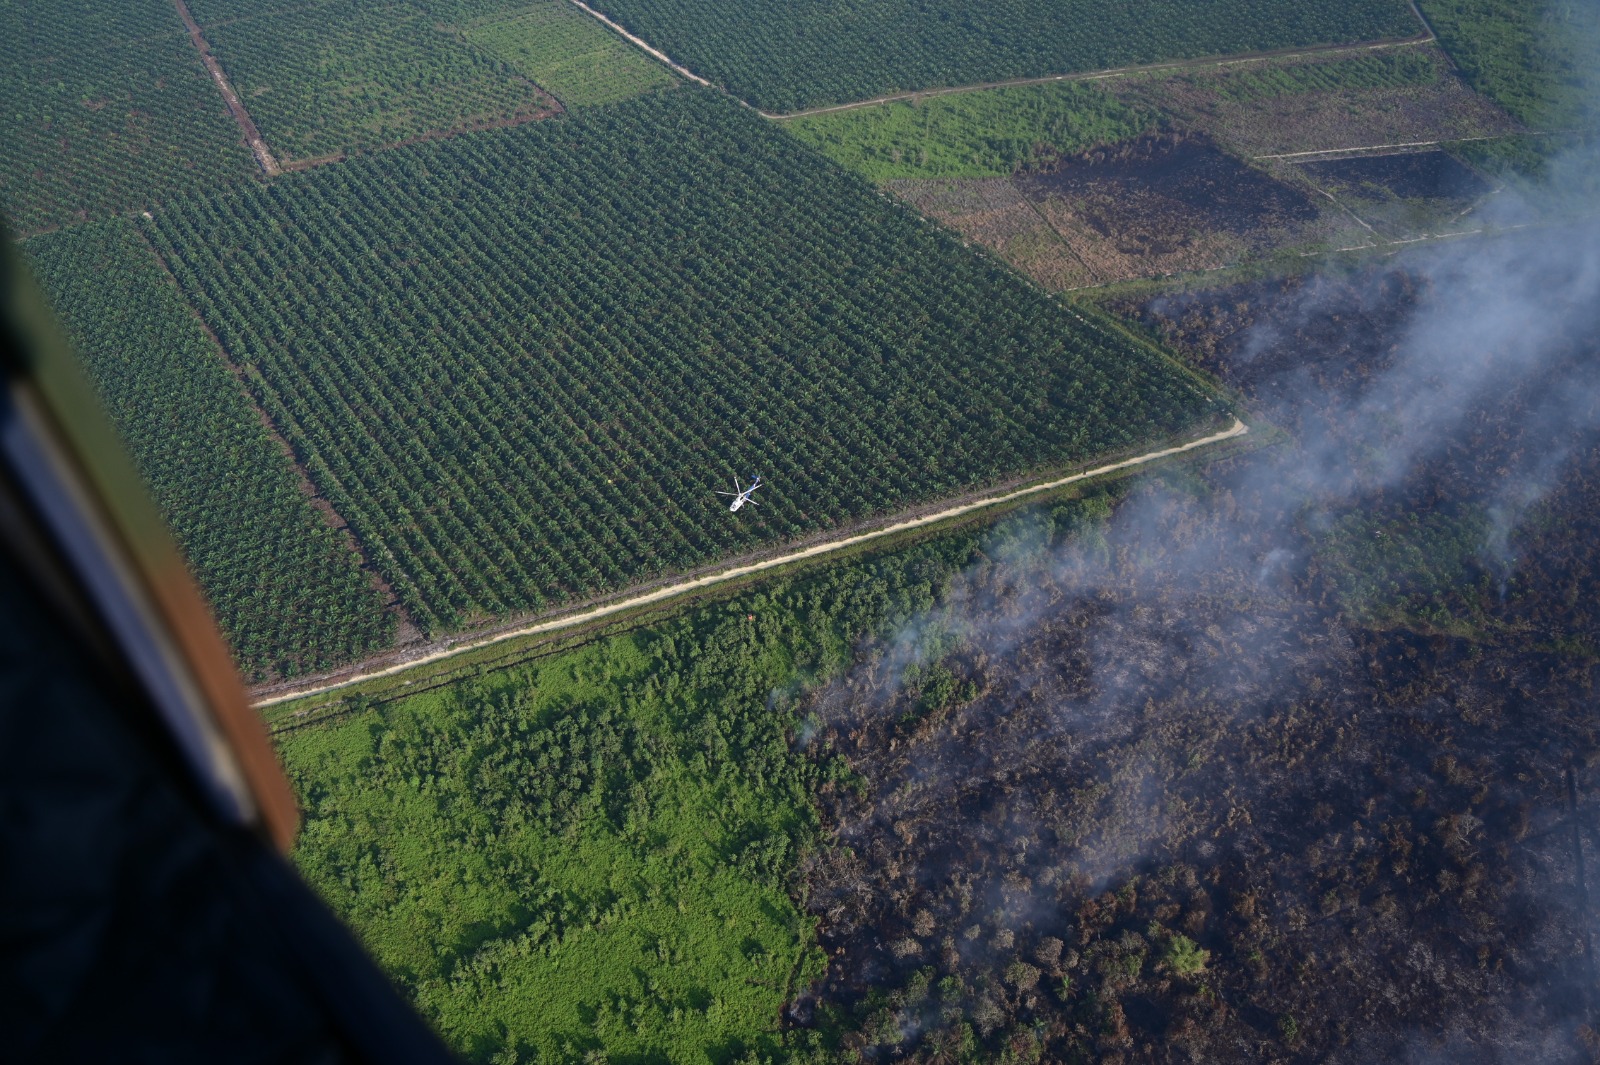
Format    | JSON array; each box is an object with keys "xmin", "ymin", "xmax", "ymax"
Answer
[
  {"xmin": 1298, "ymin": 151, "xmax": 1492, "ymax": 202},
  {"xmin": 788, "ymin": 257, "xmax": 1600, "ymax": 1063},
  {"xmin": 1016, "ymin": 131, "xmax": 1320, "ymax": 247}
]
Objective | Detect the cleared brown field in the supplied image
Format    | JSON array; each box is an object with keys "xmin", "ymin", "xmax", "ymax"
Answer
[
  {"xmin": 1017, "ymin": 131, "xmax": 1324, "ymax": 282},
  {"xmin": 1301, "ymin": 150, "xmax": 1492, "ymax": 200},
  {"xmin": 879, "ymin": 46, "xmax": 1524, "ymax": 288},
  {"xmin": 886, "ymin": 177, "xmax": 1097, "ymax": 288},
  {"xmin": 892, "ymin": 132, "xmax": 1341, "ymax": 288},
  {"xmin": 1108, "ymin": 43, "xmax": 1519, "ymax": 157}
]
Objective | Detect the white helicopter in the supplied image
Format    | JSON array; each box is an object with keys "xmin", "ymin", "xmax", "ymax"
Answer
[{"xmin": 716, "ymin": 474, "xmax": 763, "ymax": 513}]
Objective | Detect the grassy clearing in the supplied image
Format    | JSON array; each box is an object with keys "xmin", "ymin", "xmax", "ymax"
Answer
[
  {"xmin": 1203, "ymin": 44, "xmax": 1446, "ymax": 100},
  {"xmin": 1449, "ymin": 130, "xmax": 1598, "ymax": 185},
  {"xmin": 782, "ymin": 81, "xmax": 1153, "ymax": 182},
  {"xmin": 465, "ymin": 1, "xmax": 675, "ymax": 108}
]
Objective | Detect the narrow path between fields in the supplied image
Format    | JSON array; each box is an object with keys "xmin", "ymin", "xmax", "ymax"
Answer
[
  {"xmin": 1256, "ymin": 128, "xmax": 1589, "ymax": 160},
  {"xmin": 254, "ymin": 418, "xmax": 1248, "ymax": 708},
  {"xmin": 1404, "ymin": 0, "xmax": 1449, "ymax": 67},
  {"xmin": 171, "ymin": 0, "xmax": 281, "ymax": 176}
]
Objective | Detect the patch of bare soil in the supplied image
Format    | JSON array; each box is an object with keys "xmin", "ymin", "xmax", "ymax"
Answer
[
  {"xmin": 887, "ymin": 177, "xmax": 1096, "ymax": 289},
  {"xmin": 170, "ymin": 0, "xmax": 280, "ymax": 176}
]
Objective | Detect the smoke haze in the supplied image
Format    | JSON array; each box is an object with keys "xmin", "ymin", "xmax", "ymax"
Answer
[{"xmin": 797, "ymin": 119, "xmax": 1600, "ymax": 1062}]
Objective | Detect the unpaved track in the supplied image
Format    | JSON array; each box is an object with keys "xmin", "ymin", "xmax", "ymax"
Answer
[
  {"xmin": 760, "ymin": 36, "xmax": 1433, "ymax": 120},
  {"xmin": 254, "ymin": 419, "xmax": 1248, "ymax": 708},
  {"xmin": 171, "ymin": 0, "xmax": 281, "ymax": 176},
  {"xmin": 558, "ymin": 0, "xmax": 1430, "ymax": 120},
  {"xmin": 1257, "ymin": 128, "xmax": 1586, "ymax": 160},
  {"xmin": 563, "ymin": 0, "xmax": 710, "ymax": 85}
]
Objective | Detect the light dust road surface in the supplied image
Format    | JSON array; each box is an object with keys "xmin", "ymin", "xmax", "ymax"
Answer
[
  {"xmin": 758, "ymin": 36, "xmax": 1432, "ymax": 120},
  {"xmin": 255, "ymin": 419, "xmax": 1248, "ymax": 709},
  {"xmin": 563, "ymin": 0, "xmax": 711, "ymax": 85},
  {"xmin": 557, "ymin": 0, "xmax": 1430, "ymax": 120},
  {"xmin": 171, "ymin": 0, "xmax": 281, "ymax": 175}
]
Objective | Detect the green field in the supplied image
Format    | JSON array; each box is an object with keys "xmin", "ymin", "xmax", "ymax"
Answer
[
  {"xmin": 195, "ymin": 0, "xmax": 558, "ymax": 160},
  {"xmin": 1315, "ymin": 504, "xmax": 1504, "ymax": 639},
  {"xmin": 0, "ymin": 0, "xmax": 254, "ymax": 234},
  {"xmin": 581, "ymin": 0, "xmax": 1420, "ymax": 113},
  {"xmin": 465, "ymin": 1, "xmax": 675, "ymax": 108},
  {"xmin": 1419, "ymin": 0, "xmax": 1600, "ymax": 128},
  {"xmin": 23, "ymin": 220, "xmax": 391, "ymax": 681},
  {"xmin": 783, "ymin": 81, "xmax": 1154, "ymax": 182},
  {"xmin": 277, "ymin": 520, "xmax": 998, "ymax": 1062},
  {"xmin": 145, "ymin": 89, "xmax": 1220, "ymax": 638}
]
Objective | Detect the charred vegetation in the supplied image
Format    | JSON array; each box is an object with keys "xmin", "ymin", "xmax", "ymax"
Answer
[
  {"xmin": 1017, "ymin": 131, "xmax": 1320, "ymax": 243},
  {"xmin": 1297, "ymin": 151, "xmax": 1492, "ymax": 204},
  {"xmin": 791, "ymin": 246, "xmax": 1600, "ymax": 1063}
]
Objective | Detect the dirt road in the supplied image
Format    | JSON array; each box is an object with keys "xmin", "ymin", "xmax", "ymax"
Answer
[
  {"xmin": 563, "ymin": 0, "xmax": 711, "ymax": 86},
  {"xmin": 760, "ymin": 36, "xmax": 1433, "ymax": 120},
  {"xmin": 558, "ymin": 0, "xmax": 1429, "ymax": 122},
  {"xmin": 254, "ymin": 418, "xmax": 1247, "ymax": 708},
  {"xmin": 171, "ymin": 0, "xmax": 281, "ymax": 176}
]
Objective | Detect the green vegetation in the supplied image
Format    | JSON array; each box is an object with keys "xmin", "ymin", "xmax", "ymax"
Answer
[
  {"xmin": 1419, "ymin": 0, "xmax": 1600, "ymax": 127},
  {"xmin": 581, "ymin": 0, "xmax": 1420, "ymax": 112},
  {"xmin": 1196, "ymin": 44, "xmax": 1446, "ymax": 100},
  {"xmin": 783, "ymin": 81, "xmax": 1153, "ymax": 181},
  {"xmin": 1103, "ymin": 41, "xmax": 1519, "ymax": 162},
  {"xmin": 195, "ymin": 0, "xmax": 557, "ymax": 160},
  {"xmin": 0, "ymin": 0, "xmax": 253, "ymax": 233},
  {"xmin": 147, "ymin": 89, "xmax": 1220, "ymax": 636},
  {"xmin": 1159, "ymin": 931, "xmax": 1210, "ymax": 976},
  {"xmin": 1314, "ymin": 505, "xmax": 1500, "ymax": 637},
  {"xmin": 1450, "ymin": 130, "xmax": 1597, "ymax": 184},
  {"xmin": 279, "ymin": 521, "xmax": 994, "ymax": 1062},
  {"xmin": 22, "ymin": 220, "xmax": 391, "ymax": 681},
  {"xmin": 465, "ymin": 1, "xmax": 675, "ymax": 108}
]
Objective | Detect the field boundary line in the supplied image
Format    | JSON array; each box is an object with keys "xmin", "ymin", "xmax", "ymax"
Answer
[
  {"xmin": 1016, "ymin": 190, "xmax": 1101, "ymax": 286},
  {"xmin": 562, "ymin": 0, "xmax": 711, "ymax": 86},
  {"xmin": 254, "ymin": 419, "xmax": 1247, "ymax": 708},
  {"xmin": 760, "ymin": 35, "xmax": 1434, "ymax": 120},
  {"xmin": 1297, "ymin": 218, "xmax": 1587, "ymax": 256},
  {"xmin": 1258, "ymin": 128, "xmax": 1594, "ymax": 160},
  {"xmin": 1259, "ymin": 138, "xmax": 1454, "ymax": 160},
  {"xmin": 170, "ymin": 0, "xmax": 281, "ymax": 176}
]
